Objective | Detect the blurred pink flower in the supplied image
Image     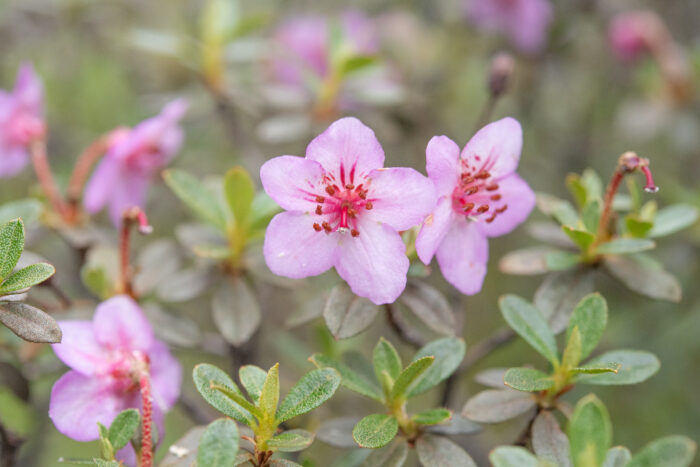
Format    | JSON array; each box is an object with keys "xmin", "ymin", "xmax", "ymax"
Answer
[
  {"xmin": 416, "ymin": 118, "xmax": 535, "ymax": 295},
  {"xmin": 49, "ymin": 296, "xmax": 181, "ymax": 459},
  {"xmin": 261, "ymin": 117, "xmax": 436, "ymax": 304},
  {"xmin": 608, "ymin": 12, "xmax": 652, "ymax": 62},
  {"xmin": 0, "ymin": 63, "xmax": 44, "ymax": 178},
  {"xmin": 83, "ymin": 99, "xmax": 187, "ymax": 226},
  {"xmin": 466, "ymin": 0, "xmax": 553, "ymax": 54}
]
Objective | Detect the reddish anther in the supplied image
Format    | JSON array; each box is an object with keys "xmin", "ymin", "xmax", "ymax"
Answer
[
  {"xmin": 477, "ymin": 205, "xmax": 490, "ymax": 213},
  {"xmin": 325, "ymin": 186, "xmax": 335, "ymax": 196},
  {"xmin": 315, "ymin": 195, "xmax": 325, "ymax": 203},
  {"xmin": 315, "ymin": 205, "xmax": 323, "ymax": 215},
  {"xmin": 365, "ymin": 201, "xmax": 373, "ymax": 210},
  {"xmin": 313, "ymin": 223, "xmax": 322, "ymax": 231},
  {"xmin": 351, "ymin": 229, "xmax": 360, "ymax": 237},
  {"xmin": 491, "ymin": 194, "xmax": 502, "ymax": 201}
]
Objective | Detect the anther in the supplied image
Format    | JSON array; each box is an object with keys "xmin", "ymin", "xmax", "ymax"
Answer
[
  {"xmin": 358, "ymin": 191, "xmax": 367, "ymax": 200},
  {"xmin": 486, "ymin": 183, "xmax": 499, "ymax": 191},
  {"xmin": 325, "ymin": 186, "xmax": 335, "ymax": 196},
  {"xmin": 345, "ymin": 183, "xmax": 354, "ymax": 190},
  {"xmin": 496, "ymin": 204, "xmax": 508, "ymax": 213},
  {"xmin": 351, "ymin": 229, "xmax": 360, "ymax": 237},
  {"xmin": 348, "ymin": 208, "xmax": 357, "ymax": 218},
  {"xmin": 462, "ymin": 175, "xmax": 475, "ymax": 184},
  {"xmin": 490, "ymin": 194, "xmax": 502, "ymax": 201},
  {"xmin": 315, "ymin": 195, "xmax": 325, "ymax": 203},
  {"xmin": 313, "ymin": 223, "xmax": 322, "ymax": 232},
  {"xmin": 322, "ymin": 222, "xmax": 332, "ymax": 232},
  {"xmin": 485, "ymin": 213, "xmax": 497, "ymax": 223},
  {"xmin": 465, "ymin": 187, "xmax": 479, "ymax": 195},
  {"xmin": 464, "ymin": 202, "xmax": 475, "ymax": 211},
  {"xmin": 475, "ymin": 171, "xmax": 490, "ymax": 179},
  {"xmin": 315, "ymin": 205, "xmax": 323, "ymax": 215},
  {"xmin": 365, "ymin": 201, "xmax": 373, "ymax": 210},
  {"xmin": 477, "ymin": 205, "xmax": 490, "ymax": 213}
]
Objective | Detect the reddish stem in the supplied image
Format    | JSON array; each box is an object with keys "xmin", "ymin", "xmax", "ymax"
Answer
[
  {"xmin": 29, "ymin": 139, "xmax": 68, "ymax": 219},
  {"xmin": 64, "ymin": 133, "xmax": 112, "ymax": 222},
  {"xmin": 139, "ymin": 370, "xmax": 153, "ymax": 467},
  {"xmin": 595, "ymin": 169, "xmax": 625, "ymax": 244},
  {"xmin": 118, "ymin": 207, "xmax": 152, "ymax": 297}
]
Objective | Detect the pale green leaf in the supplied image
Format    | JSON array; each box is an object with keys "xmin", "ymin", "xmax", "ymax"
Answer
[
  {"xmin": 309, "ymin": 354, "xmax": 383, "ymax": 402},
  {"xmin": 567, "ymin": 394, "xmax": 612, "ymax": 467},
  {"xmin": 373, "ymin": 337, "xmax": 402, "ymax": 383},
  {"xmin": 163, "ymin": 169, "xmax": 227, "ymax": 230},
  {"xmin": 500, "ymin": 295, "xmax": 559, "ymax": 365},
  {"xmin": 576, "ymin": 350, "xmax": 659, "ymax": 385},
  {"xmin": 596, "ymin": 238, "xmax": 655, "ymax": 255},
  {"xmin": 412, "ymin": 408, "xmax": 451, "ymax": 426},
  {"xmin": 504, "ymin": 368, "xmax": 554, "ymax": 392},
  {"xmin": 260, "ymin": 363, "xmax": 280, "ymax": 419},
  {"xmin": 648, "ymin": 204, "xmax": 698, "ymax": 238},
  {"xmin": 627, "ymin": 436, "xmax": 696, "ymax": 467},
  {"xmin": 239, "ymin": 365, "xmax": 267, "ymax": 404},
  {"xmin": 224, "ymin": 166, "xmax": 255, "ymax": 227},
  {"xmin": 406, "ymin": 337, "xmax": 465, "ymax": 397},
  {"xmin": 352, "ymin": 414, "xmax": 398, "ymax": 449},
  {"xmin": 266, "ymin": 429, "xmax": 314, "ymax": 452},
  {"xmin": 192, "ymin": 364, "xmax": 255, "ymax": 426},
  {"xmin": 275, "ymin": 368, "xmax": 340, "ymax": 423},
  {"xmin": 390, "ymin": 356, "xmax": 433, "ymax": 401},
  {"xmin": 566, "ymin": 294, "xmax": 607, "ymax": 361},
  {"xmin": 0, "ymin": 263, "xmax": 55, "ymax": 294},
  {"xmin": 0, "ymin": 219, "xmax": 24, "ymax": 281},
  {"xmin": 197, "ymin": 418, "xmax": 240, "ymax": 467}
]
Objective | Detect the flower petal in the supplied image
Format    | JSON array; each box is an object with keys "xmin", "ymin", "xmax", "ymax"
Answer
[
  {"xmin": 461, "ymin": 117, "xmax": 522, "ymax": 178},
  {"xmin": 93, "ymin": 295, "xmax": 154, "ymax": 352},
  {"xmin": 435, "ymin": 218, "xmax": 489, "ymax": 295},
  {"xmin": 49, "ymin": 371, "xmax": 125, "ymax": 442},
  {"xmin": 306, "ymin": 117, "xmax": 384, "ymax": 183},
  {"xmin": 334, "ymin": 217, "xmax": 408, "ymax": 304},
  {"xmin": 426, "ymin": 135, "xmax": 460, "ymax": 198},
  {"xmin": 83, "ymin": 156, "xmax": 121, "ymax": 214},
  {"xmin": 263, "ymin": 211, "xmax": 337, "ymax": 279},
  {"xmin": 416, "ymin": 196, "xmax": 455, "ymax": 264},
  {"xmin": 260, "ymin": 156, "xmax": 326, "ymax": 212},
  {"xmin": 365, "ymin": 167, "xmax": 437, "ymax": 231},
  {"xmin": 477, "ymin": 173, "xmax": 535, "ymax": 237},
  {"xmin": 107, "ymin": 173, "xmax": 148, "ymax": 227},
  {"xmin": 508, "ymin": 0, "xmax": 552, "ymax": 54},
  {"xmin": 0, "ymin": 146, "xmax": 29, "ymax": 178},
  {"xmin": 148, "ymin": 340, "xmax": 182, "ymax": 412},
  {"xmin": 52, "ymin": 321, "xmax": 109, "ymax": 375}
]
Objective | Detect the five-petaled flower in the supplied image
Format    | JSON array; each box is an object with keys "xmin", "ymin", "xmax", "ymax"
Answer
[
  {"xmin": 0, "ymin": 63, "xmax": 44, "ymax": 178},
  {"xmin": 84, "ymin": 99, "xmax": 187, "ymax": 226},
  {"xmin": 261, "ymin": 117, "xmax": 437, "ymax": 304},
  {"xmin": 416, "ymin": 117, "xmax": 535, "ymax": 295},
  {"xmin": 49, "ymin": 295, "xmax": 181, "ymax": 458}
]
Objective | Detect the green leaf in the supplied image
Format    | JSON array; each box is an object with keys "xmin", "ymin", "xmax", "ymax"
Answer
[
  {"xmin": 596, "ymin": 238, "xmax": 655, "ymax": 255},
  {"xmin": 0, "ymin": 263, "xmax": 55, "ymax": 294},
  {"xmin": 260, "ymin": 363, "xmax": 280, "ymax": 419},
  {"xmin": 503, "ymin": 368, "xmax": 554, "ymax": 392},
  {"xmin": 562, "ymin": 226, "xmax": 595, "ymax": 250},
  {"xmin": 275, "ymin": 368, "xmax": 340, "ymax": 423},
  {"xmin": 627, "ymin": 435, "xmax": 696, "ymax": 467},
  {"xmin": 107, "ymin": 409, "xmax": 140, "ymax": 451},
  {"xmin": 562, "ymin": 327, "xmax": 583, "ymax": 370},
  {"xmin": 532, "ymin": 411, "xmax": 572, "ymax": 467},
  {"xmin": 566, "ymin": 174, "xmax": 588, "ymax": 208},
  {"xmin": 399, "ymin": 280, "xmax": 456, "ymax": 336},
  {"xmin": 93, "ymin": 460, "xmax": 120, "ymax": 467},
  {"xmin": 552, "ymin": 201, "xmax": 580, "ymax": 227},
  {"xmin": 373, "ymin": 337, "xmax": 402, "ymax": 383},
  {"xmin": 416, "ymin": 434, "xmax": 477, "ymax": 467},
  {"xmin": 210, "ymin": 382, "xmax": 261, "ymax": 417},
  {"xmin": 352, "ymin": 414, "xmax": 398, "ymax": 449},
  {"xmin": 80, "ymin": 266, "xmax": 112, "ymax": 300},
  {"xmin": 576, "ymin": 350, "xmax": 659, "ymax": 385},
  {"xmin": 323, "ymin": 283, "xmax": 379, "ymax": 339},
  {"xmin": 604, "ymin": 253, "xmax": 681, "ymax": 302},
  {"xmin": 534, "ymin": 268, "xmax": 596, "ymax": 335},
  {"xmin": 426, "ymin": 414, "xmax": 481, "ymax": 435},
  {"xmin": 0, "ymin": 199, "xmax": 42, "ymax": 225},
  {"xmin": 250, "ymin": 192, "xmax": 281, "ymax": 231},
  {"xmin": 267, "ymin": 429, "xmax": 314, "ymax": 452},
  {"xmin": 390, "ymin": 356, "xmax": 433, "ymax": 401},
  {"xmin": 602, "ymin": 446, "xmax": 631, "ymax": 467},
  {"xmin": 571, "ymin": 363, "xmax": 620, "ymax": 375},
  {"xmin": 200, "ymin": 0, "xmax": 240, "ymax": 43},
  {"xmin": 309, "ymin": 354, "xmax": 383, "ymax": 402},
  {"xmin": 566, "ymin": 293, "xmax": 608, "ymax": 361},
  {"xmin": 197, "ymin": 418, "xmax": 240, "ymax": 467},
  {"xmin": 0, "ymin": 386, "xmax": 35, "ymax": 438},
  {"xmin": 412, "ymin": 409, "xmax": 452, "ymax": 426},
  {"xmin": 192, "ymin": 364, "xmax": 255, "ymax": 426},
  {"xmin": 581, "ymin": 169, "xmax": 603, "ymax": 201},
  {"xmin": 500, "ymin": 295, "xmax": 559, "ymax": 365},
  {"xmin": 545, "ymin": 251, "xmax": 581, "ymax": 271},
  {"xmin": 163, "ymin": 169, "xmax": 227, "ymax": 230},
  {"xmin": 339, "ymin": 55, "xmax": 378, "ymax": 76},
  {"xmin": 489, "ymin": 446, "xmax": 541, "ymax": 467},
  {"xmin": 406, "ymin": 337, "xmax": 465, "ymax": 397},
  {"xmin": 361, "ymin": 440, "xmax": 407, "ymax": 467},
  {"xmin": 567, "ymin": 394, "xmax": 612, "ymax": 467},
  {"xmin": 224, "ymin": 167, "xmax": 255, "ymax": 228},
  {"xmin": 239, "ymin": 365, "xmax": 267, "ymax": 404},
  {"xmin": 212, "ymin": 277, "xmax": 261, "ymax": 346},
  {"xmin": 648, "ymin": 204, "xmax": 699, "ymax": 238},
  {"xmin": 582, "ymin": 200, "xmax": 601, "ymax": 233},
  {"xmin": 462, "ymin": 389, "xmax": 536, "ymax": 423},
  {"xmin": 0, "ymin": 302, "xmax": 62, "ymax": 343},
  {"xmin": 625, "ymin": 216, "xmax": 653, "ymax": 237},
  {"xmin": 0, "ymin": 219, "xmax": 24, "ymax": 281}
]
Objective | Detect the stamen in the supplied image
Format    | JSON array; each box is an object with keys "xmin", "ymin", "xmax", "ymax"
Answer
[
  {"xmin": 325, "ymin": 186, "xmax": 335, "ymax": 196},
  {"xmin": 496, "ymin": 204, "xmax": 508, "ymax": 213},
  {"xmin": 345, "ymin": 183, "xmax": 354, "ymax": 190},
  {"xmin": 322, "ymin": 222, "xmax": 332, "ymax": 232},
  {"xmin": 464, "ymin": 202, "xmax": 475, "ymax": 211},
  {"xmin": 351, "ymin": 229, "xmax": 360, "ymax": 237},
  {"xmin": 348, "ymin": 208, "xmax": 357, "ymax": 218},
  {"xmin": 365, "ymin": 201, "xmax": 373, "ymax": 210},
  {"xmin": 465, "ymin": 187, "xmax": 478, "ymax": 195},
  {"xmin": 486, "ymin": 183, "xmax": 499, "ymax": 191},
  {"xmin": 475, "ymin": 171, "xmax": 490, "ymax": 179},
  {"xmin": 477, "ymin": 205, "xmax": 490, "ymax": 213},
  {"xmin": 315, "ymin": 205, "xmax": 323, "ymax": 215},
  {"xmin": 313, "ymin": 223, "xmax": 322, "ymax": 232},
  {"xmin": 490, "ymin": 194, "xmax": 502, "ymax": 201},
  {"xmin": 485, "ymin": 213, "xmax": 497, "ymax": 223},
  {"xmin": 315, "ymin": 195, "xmax": 325, "ymax": 203},
  {"xmin": 358, "ymin": 191, "xmax": 367, "ymax": 200}
]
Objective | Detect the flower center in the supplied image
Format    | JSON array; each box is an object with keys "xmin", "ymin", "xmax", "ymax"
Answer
[
  {"xmin": 451, "ymin": 158, "xmax": 508, "ymax": 224},
  {"xmin": 104, "ymin": 349, "xmax": 150, "ymax": 393}
]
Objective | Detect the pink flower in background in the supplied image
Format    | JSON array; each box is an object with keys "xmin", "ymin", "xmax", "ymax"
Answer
[
  {"xmin": 261, "ymin": 117, "xmax": 436, "ymax": 304},
  {"xmin": 49, "ymin": 296, "xmax": 181, "ymax": 456},
  {"xmin": 84, "ymin": 99, "xmax": 187, "ymax": 226},
  {"xmin": 0, "ymin": 63, "xmax": 44, "ymax": 178},
  {"xmin": 466, "ymin": 0, "xmax": 553, "ymax": 54},
  {"xmin": 416, "ymin": 118, "xmax": 535, "ymax": 295},
  {"xmin": 608, "ymin": 12, "xmax": 654, "ymax": 62}
]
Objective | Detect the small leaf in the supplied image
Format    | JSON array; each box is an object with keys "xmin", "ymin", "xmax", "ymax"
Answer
[
  {"xmin": 604, "ymin": 254, "xmax": 681, "ymax": 302},
  {"xmin": 576, "ymin": 350, "xmax": 659, "ymax": 385},
  {"xmin": 551, "ymin": 199, "xmax": 580, "ymax": 227},
  {"xmin": 566, "ymin": 294, "xmax": 608, "ymax": 361},
  {"xmin": 489, "ymin": 446, "xmax": 541, "ymax": 467},
  {"xmin": 545, "ymin": 251, "xmax": 581, "ymax": 271},
  {"xmin": 0, "ymin": 220, "xmax": 24, "ymax": 281},
  {"xmin": 224, "ymin": 167, "xmax": 255, "ymax": 228},
  {"xmin": 275, "ymin": 368, "xmax": 340, "ymax": 423},
  {"xmin": 361, "ymin": 439, "xmax": 408, "ymax": 467},
  {"xmin": 500, "ymin": 295, "xmax": 559, "ymax": 365},
  {"xmin": 567, "ymin": 394, "xmax": 612, "ymax": 467},
  {"xmin": 532, "ymin": 411, "xmax": 572, "ymax": 467},
  {"xmin": 250, "ymin": 192, "xmax": 281, "ymax": 230},
  {"xmin": 474, "ymin": 368, "xmax": 509, "ymax": 388},
  {"xmin": 398, "ymin": 281, "xmax": 455, "ymax": 336},
  {"xmin": 627, "ymin": 436, "xmax": 696, "ymax": 467},
  {"xmin": 562, "ymin": 327, "xmax": 583, "ymax": 370},
  {"xmin": 239, "ymin": 365, "xmax": 267, "ymax": 404},
  {"xmin": 503, "ymin": 368, "xmax": 554, "ymax": 392},
  {"xmin": 412, "ymin": 408, "xmax": 451, "ymax": 426},
  {"xmin": 260, "ymin": 363, "xmax": 280, "ymax": 419},
  {"xmin": 93, "ymin": 460, "xmax": 120, "ymax": 467},
  {"xmin": 562, "ymin": 226, "xmax": 595, "ymax": 250},
  {"xmin": 416, "ymin": 434, "xmax": 477, "ymax": 467},
  {"xmin": 581, "ymin": 169, "xmax": 603, "ymax": 200},
  {"xmin": 339, "ymin": 54, "xmax": 378, "ymax": 76},
  {"xmin": 602, "ymin": 446, "xmax": 632, "ymax": 467},
  {"xmin": 197, "ymin": 418, "xmax": 240, "ymax": 467},
  {"xmin": 0, "ymin": 263, "xmax": 55, "ymax": 295},
  {"xmin": 499, "ymin": 247, "xmax": 556, "ymax": 275},
  {"xmin": 571, "ymin": 363, "xmax": 620, "ymax": 375},
  {"xmin": 582, "ymin": 200, "xmax": 601, "ymax": 233},
  {"xmin": 108, "ymin": 409, "xmax": 140, "ymax": 450},
  {"xmin": 352, "ymin": 414, "xmax": 399, "ymax": 449},
  {"xmin": 406, "ymin": 337, "xmax": 465, "ymax": 397},
  {"xmin": 210, "ymin": 382, "xmax": 261, "ymax": 417},
  {"xmin": 596, "ymin": 238, "xmax": 655, "ymax": 255},
  {"xmin": 323, "ymin": 283, "xmax": 379, "ymax": 339},
  {"xmin": 462, "ymin": 389, "xmax": 536, "ymax": 423},
  {"xmin": 156, "ymin": 267, "xmax": 211, "ymax": 303},
  {"xmin": 373, "ymin": 337, "xmax": 402, "ymax": 383},
  {"xmin": 267, "ymin": 429, "xmax": 314, "ymax": 452},
  {"xmin": 625, "ymin": 216, "xmax": 653, "ymax": 237},
  {"xmin": 534, "ymin": 268, "xmax": 596, "ymax": 335},
  {"xmin": 390, "ymin": 356, "xmax": 433, "ymax": 401},
  {"xmin": 565, "ymin": 174, "xmax": 587, "ymax": 208},
  {"xmin": 0, "ymin": 302, "xmax": 62, "ymax": 343},
  {"xmin": 163, "ymin": 169, "xmax": 227, "ymax": 230},
  {"xmin": 316, "ymin": 417, "xmax": 360, "ymax": 448},
  {"xmin": 648, "ymin": 204, "xmax": 699, "ymax": 238},
  {"xmin": 192, "ymin": 364, "xmax": 255, "ymax": 426},
  {"xmin": 309, "ymin": 354, "xmax": 383, "ymax": 402},
  {"xmin": 212, "ymin": 277, "xmax": 261, "ymax": 346}
]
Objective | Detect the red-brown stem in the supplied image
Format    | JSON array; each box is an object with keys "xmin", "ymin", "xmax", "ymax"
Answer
[
  {"xmin": 139, "ymin": 370, "xmax": 153, "ymax": 467},
  {"xmin": 29, "ymin": 139, "xmax": 68, "ymax": 219},
  {"xmin": 595, "ymin": 169, "xmax": 625, "ymax": 244},
  {"xmin": 64, "ymin": 134, "xmax": 111, "ymax": 221},
  {"xmin": 117, "ymin": 207, "xmax": 153, "ymax": 298}
]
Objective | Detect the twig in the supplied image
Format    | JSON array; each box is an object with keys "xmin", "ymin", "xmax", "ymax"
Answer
[
  {"xmin": 384, "ymin": 304, "xmax": 424, "ymax": 348},
  {"xmin": 117, "ymin": 207, "xmax": 152, "ymax": 298},
  {"xmin": 41, "ymin": 278, "xmax": 72, "ymax": 309},
  {"xmin": 64, "ymin": 133, "xmax": 112, "ymax": 222},
  {"xmin": 29, "ymin": 139, "xmax": 67, "ymax": 219},
  {"xmin": 514, "ymin": 406, "xmax": 541, "ymax": 447}
]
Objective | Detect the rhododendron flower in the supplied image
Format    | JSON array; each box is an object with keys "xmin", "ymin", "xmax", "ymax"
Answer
[
  {"xmin": 466, "ymin": 0, "xmax": 553, "ymax": 54},
  {"xmin": 416, "ymin": 118, "xmax": 535, "ymax": 295},
  {"xmin": 49, "ymin": 296, "xmax": 181, "ymax": 454},
  {"xmin": 261, "ymin": 117, "xmax": 436, "ymax": 304},
  {"xmin": 608, "ymin": 12, "xmax": 655, "ymax": 62},
  {"xmin": 0, "ymin": 63, "xmax": 44, "ymax": 178},
  {"xmin": 84, "ymin": 99, "xmax": 187, "ymax": 226}
]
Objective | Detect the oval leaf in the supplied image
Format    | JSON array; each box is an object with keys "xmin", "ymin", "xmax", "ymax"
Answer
[
  {"xmin": 648, "ymin": 204, "xmax": 698, "ymax": 238},
  {"xmin": 596, "ymin": 238, "xmax": 655, "ymax": 255},
  {"xmin": 603, "ymin": 446, "xmax": 632, "ymax": 467},
  {"xmin": 627, "ymin": 435, "xmax": 696, "ymax": 467},
  {"xmin": 197, "ymin": 418, "xmax": 240, "ymax": 467},
  {"xmin": 224, "ymin": 167, "xmax": 255, "ymax": 227},
  {"xmin": 108, "ymin": 409, "xmax": 140, "ymax": 451},
  {"xmin": 412, "ymin": 408, "xmax": 451, "ymax": 426},
  {"xmin": 576, "ymin": 350, "xmax": 659, "ymax": 385},
  {"xmin": 462, "ymin": 389, "xmax": 535, "ymax": 423},
  {"xmin": 566, "ymin": 293, "xmax": 607, "ymax": 361},
  {"xmin": 390, "ymin": 356, "xmax": 433, "ymax": 401},
  {"xmin": 534, "ymin": 268, "xmax": 596, "ymax": 335},
  {"xmin": 604, "ymin": 254, "xmax": 681, "ymax": 302},
  {"xmin": 239, "ymin": 365, "xmax": 267, "ymax": 404},
  {"xmin": 373, "ymin": 337, "xmax": 402, "ymax": 382},
  {"xmin": 266, "ymin": 429, "xmax": 314, "ymax": 452},
  {"xmin": 416, "ymin": 434, "xmax": 477, "ymax": 467},
  {"xmin": 500, "ymin": 295, "xmax": 559, "ymax": 365},
  {"xmin": 490, "ymin": 446, "xmax": 540, "ymax": 467},
  {"xmin": 499, "ymin": 247, "xmax": 555, "ymax": 275},
  {"xmin": 406, "ymin": 337, "xmax": 465, "ymax": 397},
  {"xmin": 163, "ymin": 169, "xmax": 227, "ymax": 230},
  {"xmin": 192, "ymin": 364, "xmax": 255, "ymax": 426},
  {"xmin": 532, "ymin": 411, "xmax": 572, "ymax": 467},
  {"xmin": 309, "ymin": 353, "xmax": 383, "ymax": 402},
  {"xmin": 504, "ymin": 368, "xmax": 554, "ymax": 392},
  {"xmin": 0, "ymin": 263, "xmax": 55, "ymax": 295},
  {"xmin": 275, "ymin": 368, "xmax": 340, "ymax": 423},
  {"xmin": 212, "ymin": 277, "xmax": 261, "ymax": 346},
  {"xmin": 0, "ymin": 219, "xmax": 24, "ymax": 281},
  {"xmin": 0, "ymin": 302, "xmax": 62, "ymax": 343},
  {"xmin": 361, "ymin": 439, "xmax": 408, "ymax": 467},
  {"xmin": 323, "ymin": 284, "xmax": 379, "ymax": 339},
  {"xmin": 399, "ymin": 281, "xmax": 455, "ymax": 336},
  {"xmin": 567, "ymin": 394, "xmax": 612, "ymax": 467},
  {"xmin": 352, "ymin": 414, "xmax": 398, "ymax": 449}
]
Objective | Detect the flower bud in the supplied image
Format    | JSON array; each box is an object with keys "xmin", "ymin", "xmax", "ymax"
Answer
[{"xmin": 488, "ymin": 52, "xmax": 515, "ymax": 99}]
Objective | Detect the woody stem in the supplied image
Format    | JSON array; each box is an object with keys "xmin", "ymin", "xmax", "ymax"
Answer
[
  {"xmin": 594, "ymin": 168, "xmax": 625, "ymax": 245},
  {"xmin": 65, "ymin": 134, "xmax": 110, "ymax": 213},
  {"xmin": 29, "ymin": 139, "xmax": 68, "ymax": 219},
  {"xmin": 118, "ymin": 207, "xmax": 152, "ymax": 298}
]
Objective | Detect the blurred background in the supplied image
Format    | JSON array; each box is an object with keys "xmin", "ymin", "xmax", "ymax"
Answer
[{"xmin": 0, "ymin": 0, "xmax": 698, "ymax": 465}]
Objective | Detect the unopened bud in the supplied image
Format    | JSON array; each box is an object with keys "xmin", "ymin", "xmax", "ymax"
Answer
[
  {"xmin": 488, "ymin": 52, "xmax": 515, "ymax": 98},
  {"xmin": 618, "ymin": 151, "xmax": 658, "ymax": 193}
]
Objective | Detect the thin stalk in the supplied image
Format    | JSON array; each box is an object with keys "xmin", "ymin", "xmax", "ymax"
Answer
[
  {"xmin": 117, "ymin": 208, "xmax": 153, "ymax": 298},
  {"xmin": 139, "ymin": 370, "xmax": 153, "ymax": 467},
  {"xmin": 65, "ymin": 133, "xmax": 112, "ymax": 221},
  {"xmin": 29, "ymin": 139, "xmax": 67, "ymax": 219}
]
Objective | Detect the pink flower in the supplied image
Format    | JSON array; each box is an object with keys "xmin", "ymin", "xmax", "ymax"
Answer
[
  {"xmin": 466, "ymin": 0, "xmax": 553, "ymax": 54},
  {"xmin": 83, "ymin": 99, "xmax": 187, "ymax": 226},
  {"xmin": 416, "ymin": 118, "xmax": 535, "ymax": 295},
  {"xmin": 0, "ymin": 63, "xmax": 44, "ymax": 178},
  {"xmin": 608, "ymin": 12, "xmax": 653, "ymax": 62},
  {"xmin": 261, "ymin": 117, "xmax": 436, "ymax": 304},
  {"xmin": 49, "ymin": 296, "xmax": 181, "ymax": 453}
]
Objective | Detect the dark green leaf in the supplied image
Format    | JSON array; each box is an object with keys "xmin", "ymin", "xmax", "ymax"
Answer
[
  {"xmin": 576, "ymin": 350, "xmax": 659, "ymax": 385},
  {"xmin": 500, "ymin": 295, "xmax": 558, "ymax": 365},
  {"xmin": 163, "ymin": 169, "xmax": 227, "ymax": 230},
  {"xmin": 567, "ymin": 394, "xmax": 612, "ymax": 467},
  {"xmin": 309, "ymin": 354, "xmax": 383, "ymax": 402},
  {"xmin": 0, "ymin": 219, "xmax": 24, "ymax": 281},
  {"xmin": 596, "ymin": 238, "xmax": 655, "ymax": 255},
  {"xmin": 416, "ymin": 434, "xmax": 477, "ymax": 467},
  {"xmin": 627, "ymin": 435, "xmax": 696, "ymax": 467},
  {"xmin": 267, "ymin": 429, "xmax": 314, "ymax": 452},
  {"xmin": 462, "ymin": 389, "xmax": 535, "ymax": 423},
  {"xmin": 197, "ymin": 418, "xmax": 240, "ymax": 467},
  {"xmin": 503, "ymin": 368, "xmax": 554, "ymax": 392},
  {"xmin": 412, "ymin": 408, "xmax": 451, "ymax": 426},
  {"xmin": 224, "ymin": 167, "xmax": 255, "ymax": 228},
  {"xmin": 406, "ymin": 337, "xmax": 465, "ymax": 397},
  {"xmin": 352, "ymin": 414, "xmax": 398, "ymax": 449},
  {"xmin": 212, "ymin": 277, "xmax": 261, "ymax": 346},
  {"xmin": 0, "ymin": 263, "xmax": 55, "ymax": 294},
  {"xmin": 0, "ymin": 302, "xmax": 62, "ymax": 343},
  {"xmin": 390, "ymin": 356, "xmax": 433, "ymax": 401},
  {"xmin": 604, "ymin": 254, "xmax": 681, "ymax": 302},
  {"xmin": 566, "ymin": 293, "xmax": 607, "ymax": 361},
  {"xmin": 107, "ymin": 409, "xmax": 140, "ymax": 450},
  {"xmin": 275, "ymin": 368, "xmax": 340, "ymax": 423},
  {"xmin": 323, "ymin": 283, "xmax": 379, "ymax": 339},
  {"xmin": 532, "ymin": 411, "xmax": 572, "ymax": 467},
  {"xmin": 192, "ymin": 364, "xmax": 255, "ymax": 426},
  {"xmin": 239, "ymin": 365, "xmax": 267, "ymax": 404},
  {"xmin": 373, "ymin": 337, "xmax": 402, "ymax": 383},
  {"xmin": 648, "ymin": 204, "xmax": 698, "ymax": 238}
]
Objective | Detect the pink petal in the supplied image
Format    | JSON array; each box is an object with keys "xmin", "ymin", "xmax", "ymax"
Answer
[
  {"xmin": 83, "ymin": 156, "xmax": 121, "ymax": 214},
  {"xmin": 334, "ymin": 217, "xmax": 408, "ymax": 304},
  {"xmin": 476, "ymin": 173, "xmax": 535, "ymax": 237},
  {"xmin": 508, "ymin": 0, "xmax": 552, "ymax": 53},
  {"xmin": 365, "ymin": 167, "xmax": 437, "ymax": 231},
  {"xmin": 263, "ymin": 211, "xmax": 337, "ymax": 279},
  {"xmin": 0, "ymin": 145, "xmax": 29, "ymax": 178},
  {"xmin": 435, "ymin": 218, "xmax": 488, "ymax": 295},
  {"xmin": 306, "ymin": 117, "xmax": 385, "ymax": 184},
  {"xmin": 272, "ymin": 16, "xmax": 329, "ymax": 85},
  {"xmin": 426, "ymin": 136, "xmax": 460, "ymax": 198},
  {"xmin": 416, "ymin": 196, "xmax": 455, "ymax": 264},
  {"xmin": 107, "ymin": 173, "xmax": 148, "ymax": 227},
  {"xmin": 14, "ymin": 63, "xmax": 43, "ymax": 114},
  {"xmin": 461, "ymin": 117, "xmax": 522, "ymax": 179},
  {"xmin": 93, "ymin": 296, "xmax": 154, "ymax": 352},
  {"xmin": 260, "ymin": 156, "xmax": 326, "ymax": 212},
  {"xmin": 49, "ymin": 371, "xmax": 125, "ymax": 442},
  {"xmin": 148, "ymin": 340, "xmax": 182, "ymax": 411},
  {"xmin": 52, "ymin": 321, "xmax": 109, "ymax": 375}
]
